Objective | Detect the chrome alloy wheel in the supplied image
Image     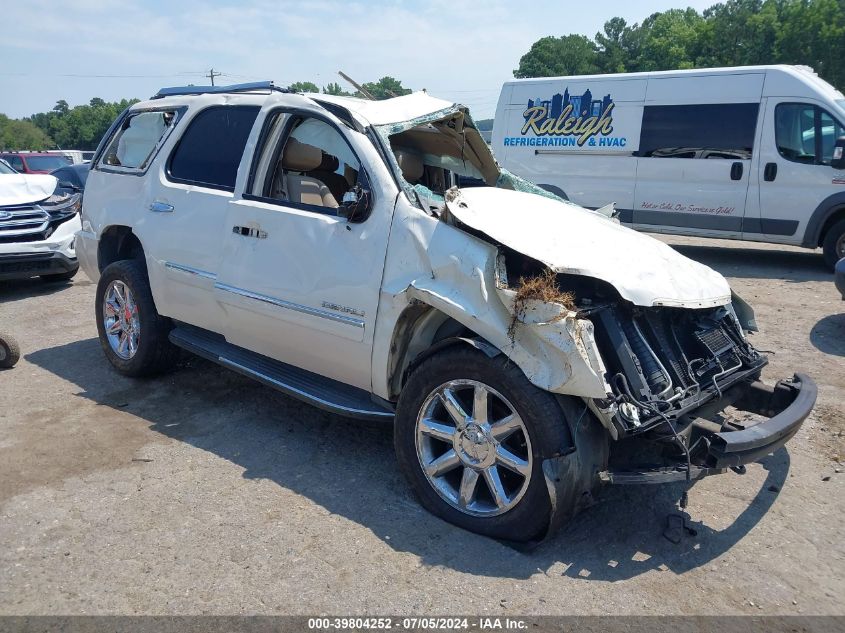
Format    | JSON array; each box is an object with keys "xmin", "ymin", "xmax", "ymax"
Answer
[
  {"xmin": 837, "ymin": 232, "xmax": 845, "ymax": 259},
  {"xmin": 103, "ymin": 280, "xmax": 139, "ymax": 360},
  {"xmin": 415, "ymin": 379, "xmax": 533, "ymax": 517}
]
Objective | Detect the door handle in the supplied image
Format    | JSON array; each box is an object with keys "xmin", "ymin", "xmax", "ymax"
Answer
[
  {"xmin": 730, "ymin": 162, "xmax": 743, "ymax": 181},
  {"xmin": 232, "ymin": 225, "xmax": 268, "ymax": 239},
  {"xmin": 149, "ymin": 201, "xmax": 174, "ymax": 213},
  {"xmin": 764, "ymin": 162, "xmax": 778, "ymax": 182}
]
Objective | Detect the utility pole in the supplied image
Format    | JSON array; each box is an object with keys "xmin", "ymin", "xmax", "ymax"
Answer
[{"xmin": 206, "ymin": 68, "xmax": 222, "ymax": 86}]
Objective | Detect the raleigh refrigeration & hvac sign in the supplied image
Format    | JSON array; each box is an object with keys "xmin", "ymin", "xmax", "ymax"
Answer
[{"xmin": 503, "ymin": 87, "xmax": 628, "ymax": 149}]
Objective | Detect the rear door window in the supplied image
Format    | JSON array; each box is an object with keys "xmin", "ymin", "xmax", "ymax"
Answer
[
  {"xmin": 100, "ymin": 110, "xmax": 177, "ymax": 171},
  {"xmin": 639, "ymin": 103, "xmax": 759, "ymax": 159},
  {"xmin": 167, "ymin": 105, "xmax": 260, "ymax": 191}
]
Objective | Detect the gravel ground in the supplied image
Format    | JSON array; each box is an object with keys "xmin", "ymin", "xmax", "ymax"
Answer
[{"xmin": 0, "ymin": 235, "xmax": 842, "ymax": 616}]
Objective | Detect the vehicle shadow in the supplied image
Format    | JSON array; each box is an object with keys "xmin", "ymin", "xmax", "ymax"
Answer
[
  {"xmin": 810, "ymin": 313, "xmax": 845, "ymax": 357},
  {"xmin": 0, "ymin": 277, "xmax": 91, "ymax": 303},
  {"xmin": 668, "ymin": 243, "xmax": 830, "ymax": 283},
  {"xmin": 27, "ymin": 338, "xmax": 789, "ymax": 581}
]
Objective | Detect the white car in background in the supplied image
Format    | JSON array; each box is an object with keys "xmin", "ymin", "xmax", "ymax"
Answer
[{"xmin": 0, "ymin": 159, "xmax": 81, "ymax": 282}]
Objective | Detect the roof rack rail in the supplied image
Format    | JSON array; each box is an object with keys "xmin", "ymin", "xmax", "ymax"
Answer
[{"xmin": 151, "ymin": 81, "xmax": 290, "ymax": 99}]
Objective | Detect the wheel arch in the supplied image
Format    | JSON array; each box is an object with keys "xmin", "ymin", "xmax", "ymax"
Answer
[
  {"xmin": 97, "ymin": 225, "xmax": 145, "ymax": 272},
  {"xmin": 801, "ymin": 193, "xmax": 845, "ymax": 248},
  {"xmin": 385, "ymin": 302, "xmax": 501, "ymax": 400}
]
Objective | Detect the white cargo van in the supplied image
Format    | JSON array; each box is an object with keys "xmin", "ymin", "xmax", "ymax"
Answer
[{"xmin": 493, "ymin": 65, "xmax": 845, "ymax": 268}]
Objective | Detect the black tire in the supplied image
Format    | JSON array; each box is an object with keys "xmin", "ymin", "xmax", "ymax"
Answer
[
  {"xmin": 41, "ymin": 266, "xmax": 79, "ymax": 282},
  {"xmin": 394, "ymin": 346, "xmax": 575, "ymax": 542},
  {"xmin": 0, "ymin": 333, "xmax": 20, "ymax": 369},
  {"xmin": 95, "ymin": 259, "xmax": 179, "ymax": 377},
  {"xmin": 822, "ymin": 218, "xmax": 845, "ymax": 270}
]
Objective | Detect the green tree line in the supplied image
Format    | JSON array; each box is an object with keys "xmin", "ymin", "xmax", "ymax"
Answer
[
  {"xmin": 1, "ymin": 98, "xmax": 139, "ymax": 151},
  {"xmin": 0, "ymin": 76, "xmax": 412, "ymax": 151},
  {"xmin": 288, "ymin": 76, "xmax": 412, "ymax": 99},
  {"xmin": 515, "ymin": 0, "xmax": 845, "ymax": 89}
]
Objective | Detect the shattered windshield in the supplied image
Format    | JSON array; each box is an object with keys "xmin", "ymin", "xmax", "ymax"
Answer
[
  {"xmin": 374, "ymin": 106, "xmax": 567, "ymax": 211},
  {"xmin": 374, "ymin": 107, "xmax": 499, "ymax": 209}
]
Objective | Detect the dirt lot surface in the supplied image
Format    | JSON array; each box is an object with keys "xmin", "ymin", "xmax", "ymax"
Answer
[{"xmin": 0, "ymin": 235, "xmax": 843, "ymax": 615}]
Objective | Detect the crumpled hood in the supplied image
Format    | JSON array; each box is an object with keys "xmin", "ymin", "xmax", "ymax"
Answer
[
  {"xmin": 445, "ymin": 187, "xmax": 731, "ymax": 309},
  {"xmin": 0, "ymin": 174, "xmax": 57, "ymax": 207}
]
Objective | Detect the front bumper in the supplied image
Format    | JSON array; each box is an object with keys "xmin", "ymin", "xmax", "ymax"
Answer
[
  {"xmin": 705, "ymin": 372, "xmax": 816, "ymax": 469},
  {"xmin": 600, "ymin": 373, "xmax": 816, "ymax": 484},
  {"xmin": 0, "ymin": 251, "xmax": 78, "ymax": 281}
]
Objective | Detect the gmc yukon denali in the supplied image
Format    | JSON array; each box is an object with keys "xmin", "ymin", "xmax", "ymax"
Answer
[{"xmin": 76, "ymin": 82, "xmax": 816, "ymax": 542}]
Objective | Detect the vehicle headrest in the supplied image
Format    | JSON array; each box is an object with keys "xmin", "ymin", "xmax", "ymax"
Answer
[
  {"xmin": 282, "ymin": 138, "xmax": 322, "ymax": 172},
  {"xmin": 317, "ymin": 152, "xmax": 339, "ymax": 172},
  {"xmin": 393, "ymin": 149, "xmax": 424, "ymax": 183}
]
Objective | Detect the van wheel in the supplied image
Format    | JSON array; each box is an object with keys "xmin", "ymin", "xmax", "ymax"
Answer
[
  {"xmin": 822, "ymin": 218, "xmax": 845, "ymax": 270},
  {"xmin": 95, "ymin": 259, "xmax": 179, "ymax": 377},
  {"xmin": 394, "ymin": 346, "xmax": 573, "ymax": 542}
]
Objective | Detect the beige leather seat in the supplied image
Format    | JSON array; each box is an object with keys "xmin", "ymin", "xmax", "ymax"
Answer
[
  {"xmin": 272, "ymin": 138, "xmax": 338, "ymax": 208},
  {"xmin": 393, "ymin": 149, "xmax": 424, "ymax": 184}
]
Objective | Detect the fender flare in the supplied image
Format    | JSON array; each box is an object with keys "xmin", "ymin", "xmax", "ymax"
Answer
[
  {"xmin": 403, "ymin": 336, "xmax": 500, "ymax": 384},
  {"xmin": 801, "ymin": 192, "xmax": 845, "ymax": 248}
]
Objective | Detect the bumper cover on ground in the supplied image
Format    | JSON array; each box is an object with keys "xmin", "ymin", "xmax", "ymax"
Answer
[{"xmin": 0, "ymin": 251, "xmax": 78, "ymax": 281}]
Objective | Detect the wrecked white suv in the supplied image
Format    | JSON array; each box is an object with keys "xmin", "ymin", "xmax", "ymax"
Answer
[
  {"xmin": 0, "ymin": 160, "xmax": 81, "ymax": 282},
  {"xmin": 77, "ymin": 82, "xmax": 816, "ymax": 543}
]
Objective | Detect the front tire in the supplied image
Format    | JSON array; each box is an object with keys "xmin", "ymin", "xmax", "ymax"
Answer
[
  {"xmin": 95, "ymin": 259, "xmax": 179, "ymax": 377},
  {"xmin": 394, "ymin": 346, "xmax": 574, "ymax": 542}
]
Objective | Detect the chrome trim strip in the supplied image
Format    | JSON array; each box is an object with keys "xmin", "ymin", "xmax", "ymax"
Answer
[
  {"xmin": 218, "ymin": 356, "xmax": 393, "ymax": 418},
  {"xmin": 214, "ymin": 281, "xmax": 365, "ymax": 329},
  {"xmin": 164, "ymin": 261, "xmax": 217, "ymax": 280}
]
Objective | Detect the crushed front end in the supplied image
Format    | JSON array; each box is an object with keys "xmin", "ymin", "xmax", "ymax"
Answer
[{"xmin": 582, "ymin": 299, "xmax": 816, "ymax": 483}]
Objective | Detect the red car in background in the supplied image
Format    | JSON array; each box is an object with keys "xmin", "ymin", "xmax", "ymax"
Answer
[{"xmin": 0, "ymin": 152, "xmax": 70, "ymax": 174}]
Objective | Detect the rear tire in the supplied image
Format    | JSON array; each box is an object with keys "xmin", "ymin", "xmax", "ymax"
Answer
[
  {"xmin": 822, "ymin": 218, "xmax": 845, "ymax": 270},
  {"xmin": 95, "ymin": 259, "xmax": 179, "ymax": 377},
  {"xmin": 394, "ymin": 346, "xmax": 575, "ymax": 542}
]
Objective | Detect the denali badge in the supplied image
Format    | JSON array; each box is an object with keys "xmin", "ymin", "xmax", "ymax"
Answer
[{"xmin": 321, "ymin": 301, "xmax": 365, "ymax": 318}]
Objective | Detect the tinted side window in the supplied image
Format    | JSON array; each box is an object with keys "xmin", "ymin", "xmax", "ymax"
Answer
[
  {"xmin": 6, "ymin": 155, "xmax": 24, "ymax": 170},
  {"xmin": 639, "ymin": 103, "xmax": 759, "ymax": 159},
  {"xmin": 168, "ymin": 106, "xmax": 260, "ymax": 191}
]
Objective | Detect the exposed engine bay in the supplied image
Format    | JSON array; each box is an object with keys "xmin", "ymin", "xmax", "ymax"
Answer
[{"xmin": 586, "ymin": 302, "xmax": 765, "ymax": 434}]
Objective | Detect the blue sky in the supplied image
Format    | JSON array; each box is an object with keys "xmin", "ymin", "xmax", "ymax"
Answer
[{"xmin": 1, "ymin": 0, "xmax": 717, "ymax": 120}]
